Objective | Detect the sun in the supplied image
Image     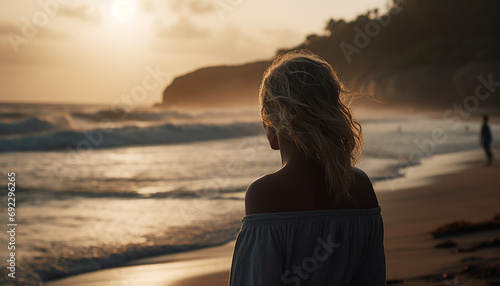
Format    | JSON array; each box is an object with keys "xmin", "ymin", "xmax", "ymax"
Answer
[{"xmin": 111, "ymin": 0, "xmax": 137, "ymax": 24}]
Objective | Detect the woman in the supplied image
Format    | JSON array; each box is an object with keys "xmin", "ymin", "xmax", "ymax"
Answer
[{"xmin": 229, "ymin": 51, "xmax": 386, "ymax": 285}]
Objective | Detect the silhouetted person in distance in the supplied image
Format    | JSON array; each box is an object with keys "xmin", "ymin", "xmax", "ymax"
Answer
[{"xmin": 481, "ymin": 115, "xmax": 493, "ymax": 166}]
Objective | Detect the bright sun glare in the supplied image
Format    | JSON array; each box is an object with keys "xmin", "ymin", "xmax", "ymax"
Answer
[{"xmin": 111, "ymin": 0, "xmax": 137, "ymax": 23}]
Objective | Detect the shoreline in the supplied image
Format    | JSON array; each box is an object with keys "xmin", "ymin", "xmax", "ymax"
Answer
[
  {"xmin": 45, "ymin": 148, "xmax": 500, "ymax": 286},
  {"xmin": 377, "ymin": 148, "xmax": 500, "ymax": 281}
]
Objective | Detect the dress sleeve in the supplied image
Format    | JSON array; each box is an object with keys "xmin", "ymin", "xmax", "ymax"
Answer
[{"xmin": 229, "ymin": 224, "xmax": 285, "ymax": 286}]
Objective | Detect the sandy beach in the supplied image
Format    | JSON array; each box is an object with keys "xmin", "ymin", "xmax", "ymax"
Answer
[{"xmin": 45, "ymin": 148, "xmax": 500, "ymax": 286}]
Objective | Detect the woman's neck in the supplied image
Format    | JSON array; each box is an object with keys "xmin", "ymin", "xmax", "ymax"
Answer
[{"xmin": 278, "ymin": 135, "xmax": 318, "ymax": 168}]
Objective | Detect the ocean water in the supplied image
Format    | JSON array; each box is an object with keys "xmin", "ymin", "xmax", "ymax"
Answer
[{"xmin": 0, "ymin": 103, "xmax": 498, "ymax": 284}]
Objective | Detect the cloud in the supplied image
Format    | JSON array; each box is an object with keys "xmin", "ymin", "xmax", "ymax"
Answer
[
  {"xmin": 261, "ymin": 28, "xmax": 298, "ymax": 38},
  {"xmin": 0, "ymin": 21, "xmax": 68, "ymax": 41},
  {"xmin": 0, "ymin": 23, "xmax": 21, "ymax": 36},
  {"xmin": 59, "ymin": 6, "xmax": 101, "ymax": 25},
  {"xmin": 0, "ymin": 37, "xmax": 71, "ymax": 65},
  {"xmin": 170, "ymin": 0, "xmax": 214, "ymax": 14},
  {"xmin": 141, "ymin": 0, "xmax": 156, "ymax": 13},
  {"xmin": 157, "ymin": 17, "xmax": 211, "ymax": 39},
  {"xmin": 260, "ymin": 28, "xmax": 302, "ymax": 46},
  {"xmin": 151, "ymin": 25, "xmax": 267, "ymax": 63}
]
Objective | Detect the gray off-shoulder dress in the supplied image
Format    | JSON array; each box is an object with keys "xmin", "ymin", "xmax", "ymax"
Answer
[{"xmin": 229, "ymin": 207, "xmax": 386, "ymax": 286}]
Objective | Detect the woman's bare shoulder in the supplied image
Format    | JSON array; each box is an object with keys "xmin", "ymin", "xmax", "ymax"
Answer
[
  {"xmin": 350, "ymin": 167, "xmax": 379, "ymax": 209},
  {"xmin": 244, "ymin": 173, "xmax": 285, "ymax": 215}
]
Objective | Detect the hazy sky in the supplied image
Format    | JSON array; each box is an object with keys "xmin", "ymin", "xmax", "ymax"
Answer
[{"xmin": 0, "ymin": 0, "xmax": 388, "ymax": 105}]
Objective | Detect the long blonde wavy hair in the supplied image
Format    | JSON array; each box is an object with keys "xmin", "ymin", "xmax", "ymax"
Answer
[{"xmin": 259, "ymin": 51, "xmax": 363, "ymax": 205}]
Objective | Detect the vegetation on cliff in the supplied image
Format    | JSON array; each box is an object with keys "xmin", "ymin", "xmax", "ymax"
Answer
[{"xmin": 289, "ymin": 0, "xmax": 500, "ymax": 79}]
